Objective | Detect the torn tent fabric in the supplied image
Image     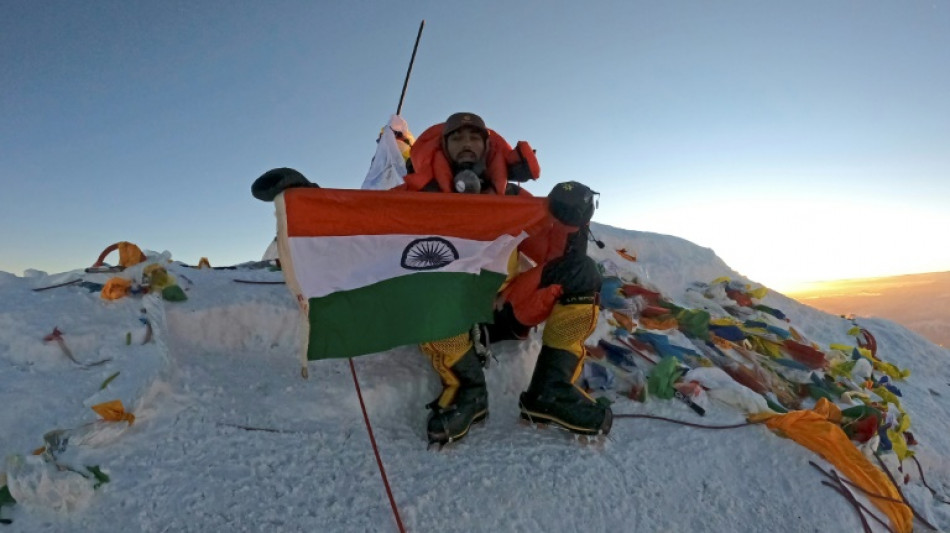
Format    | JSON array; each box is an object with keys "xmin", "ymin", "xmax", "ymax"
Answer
[
  {"xmin": 275, "ymin": 188, "xmax": 551, "ymax": 360},
  {"xmin": 597, "ymin": 340, "xmax": 639, "ymax": 371},
  {"xmin": 743, "ymin": 320, "xmax": 791, "ymax": 340},
  {"xmin": 684, "ymin": 367, "xmax": 771, "ymax": 414},
  {"xmin": 726, "ymin": 288, "xmax": 754, "ymax": 307},
  {"xmin": 609, "ymin": 310, "xmax": 636, "ymax": 332},
  {"xmin": 747, "ymin": 335, "xmax": 783, "ymax": 359},
  {"xmin": 750, "ymin": 398, "xmax": 912, "ymax": 533},
  {"xmin": 93, "ymin": 241, "xmax": 146, "ymax": 269},
  {"xmin": 615, "ymin": 248, "xmax": 637, "ymax": 262},
  {"xmin": 639, "ymin": 315, "xmax": 678, "ymax": 330},
  {"xmin": 841, "ymin": 405, "xmax": 883, "ymax": 443},
  {"xmin": 634, "ymin": 331, "xmax": 700, "ymax": 361},
  {"xmin": 674, "ymin": 308, "xmax": 710, "ymax": 340},
  {"xmin": 620, "ymin": 283, "xmax": 662, "ymax": 305},
  {"xmin": 91, "ymin": 400, "xmax": 135, "ymax": 425},
  {"xmin": 753, "ymin": 304, "xmax": 786, "ymax": 320},
  {"xmin": 600, "ymin": 277, "xmax": 629, "ymax": 310},
  {"xmin": 100, "ymin": 278, "xmax": 132, "ymax": 300},
  {"xmin": 855, "ymin": 327, "xmax": 879, "ymax": 357},
  {"xmin": 709, "ymin": 324, "xmax": 746, "ymax": 342},
  {"xmin": 834, "ymin": 341, "xmax": 911, "ymax": 380},
  {"xmin": 782, "ymin": 339, "xmax": 828, "ymax": 369}
]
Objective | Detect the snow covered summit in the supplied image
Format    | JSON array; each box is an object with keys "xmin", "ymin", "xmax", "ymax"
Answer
[{"xmin": 1, "ymin": 224, "xmax": 948, "ymax": 532}]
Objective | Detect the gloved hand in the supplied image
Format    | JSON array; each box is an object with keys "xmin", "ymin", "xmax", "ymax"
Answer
[
  {"xmin": 251, "ymin": 167, "xmax": 319, "ymax": 202},
  {"xmin": 505, "ymin": 141, "xmax": 540, "ymax": 182}
]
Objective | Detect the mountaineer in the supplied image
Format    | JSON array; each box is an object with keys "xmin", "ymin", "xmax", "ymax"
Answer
[
  {"xmin": 251, "ymin": 111, "xmax": 612, "ymax": 446},
  {"xmin": 400, "ymin": 112, "xmax": 612, "ymax": 445}
]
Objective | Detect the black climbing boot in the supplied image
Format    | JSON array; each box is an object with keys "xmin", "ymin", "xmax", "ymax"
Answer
[
  {"xmin": 520, "ymin": 346, "xmax": 612, "ymax": 436},
  {"xmin": 426, "ymin": 347, "xmax": 488, "ymax": 446}
]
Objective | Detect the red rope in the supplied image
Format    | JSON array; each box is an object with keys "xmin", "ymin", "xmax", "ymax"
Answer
[{"xmin": 349, "ymin": 358, "xmax": 406, "ymax": 533}]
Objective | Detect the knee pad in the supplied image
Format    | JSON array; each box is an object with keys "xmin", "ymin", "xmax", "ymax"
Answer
[
  {"xmin": 421, "ymin": 331, "xmax": 472, "ymax": 368},
  {"xmin": 541, "ymin": 303, "xmax": 599, "ymax": 360}
]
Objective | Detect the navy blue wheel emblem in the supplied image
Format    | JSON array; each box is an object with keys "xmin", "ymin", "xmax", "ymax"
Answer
[{"xmin": 401, "ymin": 237, "xmax": 459, "ymax": 270}]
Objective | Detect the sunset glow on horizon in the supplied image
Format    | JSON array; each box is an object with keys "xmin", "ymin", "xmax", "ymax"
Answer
[{"xmin": 2, "ymin": 3, "xmax": 948, "ymax": 290}]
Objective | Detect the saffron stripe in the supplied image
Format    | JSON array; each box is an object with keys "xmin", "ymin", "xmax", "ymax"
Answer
[{"xmin": 283, "ymin": 188, "xmax": 550, "ymax": 239}]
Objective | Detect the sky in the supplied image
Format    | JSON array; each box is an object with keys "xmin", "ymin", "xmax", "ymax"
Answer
[{"xmin": 2, "ymin": 1, "xmax": 948, "ymax": 292}]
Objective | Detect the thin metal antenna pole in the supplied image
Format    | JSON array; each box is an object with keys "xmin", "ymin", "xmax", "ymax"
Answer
[{"xmin": 396, "ymin": 20, "xmax": 425, "ymax": 116}]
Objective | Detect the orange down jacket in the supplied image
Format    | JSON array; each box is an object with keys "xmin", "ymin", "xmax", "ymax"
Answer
[{"xmin": 399, "ymin": 123, "xmax": 536, "ymax": 195}]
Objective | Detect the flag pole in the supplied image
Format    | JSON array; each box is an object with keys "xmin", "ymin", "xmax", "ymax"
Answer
[{"xmin": 396, "ymin": 20, "xmax": 425, "ymax": 116}]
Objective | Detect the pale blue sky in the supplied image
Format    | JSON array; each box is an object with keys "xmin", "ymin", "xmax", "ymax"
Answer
[{"xmin": 2, "ymin": 1, "xmax": 948, "ymax": 291}]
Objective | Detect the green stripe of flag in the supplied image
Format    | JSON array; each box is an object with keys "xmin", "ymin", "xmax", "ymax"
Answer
[{"xmin": 306, "ymin": 270, "xmax": 507, "ymax": 359}]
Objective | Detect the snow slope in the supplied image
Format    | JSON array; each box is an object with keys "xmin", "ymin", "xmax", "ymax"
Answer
[{"xmin": 1, "ymin": 223, "xmax": 949, "ymax": 532}]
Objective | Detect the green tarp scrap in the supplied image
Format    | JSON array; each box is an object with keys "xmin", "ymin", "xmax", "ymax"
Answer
[
  {"xmin": 648, "ymin": 356, "xmax": 684, "ymax": 400},
  {"xmin": 675, "ymin": 308, "xmax": 711, "ymax": 340}
]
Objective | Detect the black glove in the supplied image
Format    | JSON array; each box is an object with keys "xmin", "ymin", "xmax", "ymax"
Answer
[{"xmin": 251, "ymin": 168, "xmax": 318, "ymax": 202}]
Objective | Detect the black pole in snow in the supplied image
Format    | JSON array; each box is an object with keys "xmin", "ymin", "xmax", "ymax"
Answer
[{"xmin": 396, "ymin": 20, "xmax": 425, "ymax": 116}]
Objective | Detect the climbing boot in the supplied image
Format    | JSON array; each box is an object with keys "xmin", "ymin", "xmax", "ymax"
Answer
[
  {"xmin": 422, "ymin": 334, "xmax": 488, "ymax": 446},
  {"xmin": 520, "ymin": 346, "xmax": 611, "ymax": 435}
]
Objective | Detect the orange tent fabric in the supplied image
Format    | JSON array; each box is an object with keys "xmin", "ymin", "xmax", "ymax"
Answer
[
  {"xmin": 101, "ymin": 277, "xmax": 132, "ymax": 300},
  {"xmin": 751, "ymin": 398, "xmax": 912, "ymax": 533},
  {"xmin": 91, "ymin": 399, "xmax": 136, "ymax": 425},
  {"xmin": 616, "ymin": 248, "xmax": 637, "ymax": 262},
  {"xmin": 93, "ymin": 241, "xmax": 146, "ymax": 268},
  {"xmin": 639, "ymin": 316, "xmax": 678, "ymax": 331}
]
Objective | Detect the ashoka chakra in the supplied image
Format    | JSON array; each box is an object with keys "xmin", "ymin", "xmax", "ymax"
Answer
[{"xmin": 401, "ymin": 237, "xmax": 459, "ymax": 270}]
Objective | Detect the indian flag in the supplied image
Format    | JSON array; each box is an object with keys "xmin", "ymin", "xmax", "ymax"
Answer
[{"xmin": 275, "ymin": 188, "xmax": 551, "ymax": 361}]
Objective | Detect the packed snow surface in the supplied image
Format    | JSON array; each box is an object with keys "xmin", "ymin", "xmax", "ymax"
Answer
[{"xmin": 1, "ymin": 223, "xmax": 949, "ymax": 532}]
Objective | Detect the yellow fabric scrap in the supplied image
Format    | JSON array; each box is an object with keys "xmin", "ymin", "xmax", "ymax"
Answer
[
  {"xmin": 857, "ymin": 347, "xmax": 872, "ymax": 359},
  {"xmin": 101, "ymin": 277, "xmax": 132, "ymax": 300},
  {"xmin": 749, "ymin": 398, "xmax": 912, "ymax": 533},
  {"xmin": 748, "ymin": 336, "xmax": 783, "ymax": 358},
  {"xmin": 827, "ymin": 360, "xmax": 855, "ymax": 379},
  {"xmin": 144, "ymin": 264, "xmax": 176, "ymax": 291},
  {"xmin": 829, "ymin": 343, "xmax": 854, "ymax": 353},
  {"xmin": 748, "ymin": 287, "xmax": 768, "ymax": 299},
  {"xmin": 710, "ymin": 276, "xmax": 730, "ymax": 285},
  {"xmin": 874, "ymin": 361, "xmax": 911, "ymax": 381},
  {"xmin": 841, "ymin": 391, "xmax": 871, "ymax": 404},
  {"xmin": 91, "ymin": 399, "xmax": 135, "ymax": 425},
  {"xmin": 710, "ymin": 317, "xmax": 739, "ymax": 326},
  {"xmin": 887, "ymin": 413, "xmax": 914, "ymax": 461},
  {"xmin": 888, "ymin": 428, "xmax": 913, "ymax": 461},
  {"xmin": 896, "ymin": 412, "xmax": 911, "ymax": 433},
  {"xmin": 872, "ymin": 387, "xmax": 904, "ymax": 412},
  {"xmin": 847, "ymin": 326, "xmax": 861, "ymax": 336},
  {"xmin": 789, "ymin": 326, "xmax": 805, "ymax": 343}
]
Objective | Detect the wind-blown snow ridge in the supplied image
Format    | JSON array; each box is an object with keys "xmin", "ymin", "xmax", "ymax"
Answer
[{"xmin": 1, "ymin": 224, "xmax": 948, "ymax": 532}]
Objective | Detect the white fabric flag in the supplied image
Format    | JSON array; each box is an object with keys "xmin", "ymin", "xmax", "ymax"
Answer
[{"xmin": 360, "ymin": 115, "xmax": 414, "ymax": 190}]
